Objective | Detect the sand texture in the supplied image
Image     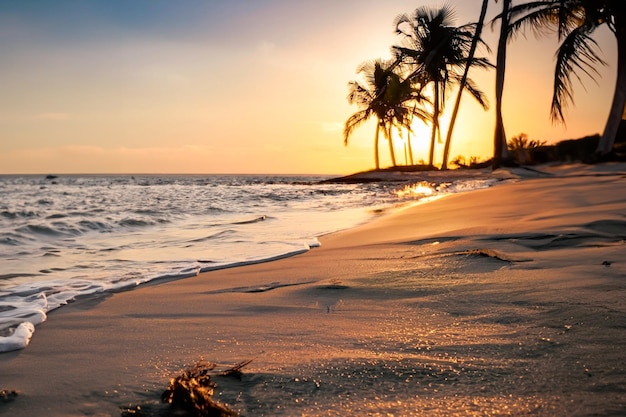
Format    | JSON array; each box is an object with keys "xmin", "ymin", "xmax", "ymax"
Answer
[{"xmin": 1, "ymin": 163, "xmax": 626, "ymax": 416}]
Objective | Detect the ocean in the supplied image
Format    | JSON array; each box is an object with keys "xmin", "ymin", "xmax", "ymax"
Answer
[{"xmin": 0, "ymin": 173, "xmax": 498, "ymax": 352}]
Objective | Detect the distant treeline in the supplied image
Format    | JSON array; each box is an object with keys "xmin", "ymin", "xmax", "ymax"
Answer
[{"xmin": 461, "ymin": 121, "xmax": 626, "ymax": 169}]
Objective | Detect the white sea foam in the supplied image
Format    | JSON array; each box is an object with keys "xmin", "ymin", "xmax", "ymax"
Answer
[
  {"xmin": 0, "ymin": 173, "xmax": 499, "ymax": 352},
  {"xmin": 0, "ymin": 322, "xmax": 35, "ymax": 352}
]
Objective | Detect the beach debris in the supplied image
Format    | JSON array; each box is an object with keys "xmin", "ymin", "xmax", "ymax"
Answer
[
  {"xmin": 321, "ymin": 279, "xmax": 349, "ymax": 290},
  {"xmin": 0, "ymin": 389, "xmax": 18, "ymax": 403},
  {"xmin": 602, "ymin": 260, "xmax": 612, "ymax": 266},
  {"xmin": 459, "ymin": 248, "xmax": 531, "ymax": 263},
  {"xmin": 160, "ymin": 359, "xmax": 252, "ymax": 417},
  {"xmin": 120, "ymin": 405, "xmax": 143, "ymax": 416}
]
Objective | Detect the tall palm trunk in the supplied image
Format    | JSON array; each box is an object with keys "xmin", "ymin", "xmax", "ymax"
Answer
[
  {"xmin": 597, "ymin": 29, "xmax": 626, "ymax": 154},
  {"xmin": 429, "ymin": 83, "xmax": 440, "ymax": 167},
  {"xmin": 373, "ymin": 124, "xmax": 381, "ymax": 170},
  {"xmin": 387, "ymin": 124, "xmax": 398, "ymax": 166},
  {"xmin": 441, "ymin": 0, "xmax": 490, "ymax": 170},
  {"xmin": 493, "ymin": 0, "xmax": 510, "ymax": 169},
  {"xmin": 407, "ymin": 132, "xmax": 415, "ymax": 165}
]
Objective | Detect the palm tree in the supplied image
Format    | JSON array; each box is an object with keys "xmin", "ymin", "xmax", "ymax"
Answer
[
  {"xmin": 508, "ymin": 0, "xmax": 626, "ymax": 155},
  {"xmin": 493, "ymin": 0, "xmax": 512, "ymax": 169},
  {"xmin": 344, "ymin": 59, "xmax": 427, "ymax": 169},
  {"xmin": 393, "ymin": 5, "xmax": 491, "ymax": 168},
  {"xmin": 441, "ymin": 0, "xmax": 490, "ymax": 170},
  {"xmin": 383, "ymin": 72, "xmax": 430, "ymax": 166}
]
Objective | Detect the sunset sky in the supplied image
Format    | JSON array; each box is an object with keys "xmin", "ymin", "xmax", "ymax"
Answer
[{"xmin": 0, "ymin": 0, "xmax": 618, "ymax": 174}]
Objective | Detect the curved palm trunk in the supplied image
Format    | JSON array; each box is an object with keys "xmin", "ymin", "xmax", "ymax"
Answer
[
  {"xmin": 597, "ymin": 29, "xmax": 626, "ymax": 155},
  {"xmin": 429, "ymin": 83, "xmax": 441, "ymax": 167},
  {"xmin": 373, "ymin": 124, "xmax": 381, "ymax": 170},
  {"xmin": 493, "ymin": 0, "xmax": 510, "ymax": 170},
  {"xmin": 387, "ymin": 125, "xmax": 398, "ymax": 166},
  {"xmin": 441, "ymin": 0, "xmax": 490, "ymax": 170}
]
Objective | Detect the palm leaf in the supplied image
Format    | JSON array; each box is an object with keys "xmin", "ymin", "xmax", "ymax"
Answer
[
  {"xmin": 454, "ymin": 75, "xmax": 490, "ymax": 110},
  {"xmin": 551, "ymin": 24, "xmax": 606, "ymax": 122},
  {"xmin": 343, "ymin": 110, "xmax": 372, "ymax": 144}
]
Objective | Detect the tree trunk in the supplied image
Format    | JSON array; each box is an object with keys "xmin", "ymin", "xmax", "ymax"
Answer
[
  {"xmin": 493, "ymin": 0, "xmax": 510, "ymax": 169},
  {"xmin": 374, "ymin": 124, "xmax": 380, "ymax": 170},
  {"xmin": 387, "ymin": 124, "xmax": 398, "ymax": 167},
  {"xmin": 597, "ymin": 29, "xmax": 626, "ymax": 155},
  {"xmin": 429, "ymin": 83, "xmax": 440, "ymax": 167},
  {"xmin": 407, "ymin": 132, "xmax": 415, "ymax": 165},
  {"xmin": 441, "ymin": 0, "xmax": 490, "ymax": 170}
]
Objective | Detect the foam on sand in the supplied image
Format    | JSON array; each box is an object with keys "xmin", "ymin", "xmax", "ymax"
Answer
[{"xmin": 0, "ymin": 322, "xmax": 34, "ymax": 353}]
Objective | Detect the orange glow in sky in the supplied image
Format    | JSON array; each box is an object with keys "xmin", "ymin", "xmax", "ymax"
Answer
[{"xmin": 0, "ymin": 1, "xmax": 617, "ymax": 174}]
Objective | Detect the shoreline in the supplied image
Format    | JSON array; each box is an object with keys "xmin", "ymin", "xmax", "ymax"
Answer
[
  {"xmin": 1, "ymin": 163, "xmax": 626, "ymax": 416},
  {"xmin": 0, "ymin": 168, "xmax": 506, "ymax": 354}
]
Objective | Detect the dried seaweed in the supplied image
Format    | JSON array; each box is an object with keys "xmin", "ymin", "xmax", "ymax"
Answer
[{"xmin": 159, "ymin": 359, "xmax": 251, "ymax": 417}]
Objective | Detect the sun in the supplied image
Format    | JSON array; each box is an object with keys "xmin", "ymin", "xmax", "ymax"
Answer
[{"xmin": 390, "ymin": 113, "xmax": 452, "ymax": 166}]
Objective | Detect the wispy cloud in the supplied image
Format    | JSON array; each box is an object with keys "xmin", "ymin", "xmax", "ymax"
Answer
[
  {"xmin": 257, "ymin": 41, "xmax": 277, "ymax": 54},
  {"xmin": 35, "ymin": 112, "xmax": 72, "ymax": 121},
  {"xmin": 321, "ymin": 122, "xmax": 343, "ymax": 133}
]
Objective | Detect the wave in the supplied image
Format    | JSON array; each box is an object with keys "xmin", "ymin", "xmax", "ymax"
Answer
[
  {"xmin": 231, "ymin": 215, "xmax": 268, "ymax": 225},
  {"xmin": 118, "ymin": 218, "xmax": 156, "ymax": 227},
  {"xmin": 198, "ymin": 244, "xmax": 314, "ymax": 273},
  {"xmin": 77, "ymin": 220, "xmax": 113, "ymax": 232},
  {"xmin": 1, "ymin": 210, "xmax": 38, "ymax": 219},
  {"xmin": 0, "ymin": 237, "xmax": 321, "ymax": 353},
  {"xmin": 0, "ymin": 273, "xmax": 43, "ymax": 280},
  {"xmin": 46, "ymin": 213, "xmax": 68, "ymax": 219},
  {"xmin": 187, "ymin": 230, "xmax": 237, "ymax": 244},
  {"xmin": 16, "ymin": 224, "xmax": 76, "ymax": 238},
  {"xmin": 0, "ymin": 322, "xmax": 35, "ymax": 352},
  {"xmin": 0, "ymin": 233, "xmax": 30, "ymax": 246}
]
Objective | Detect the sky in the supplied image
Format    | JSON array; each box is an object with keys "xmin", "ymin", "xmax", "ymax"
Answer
[{"xmin": 0, "ymin": 0, "xmax": 618, "ymax": 174}]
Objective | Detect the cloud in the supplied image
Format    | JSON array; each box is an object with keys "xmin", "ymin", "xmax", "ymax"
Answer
[
  {"xmin": 321, "ymin": 122, "xmax": 343, "ymax": 133},
  {"xmin": 257, "ymin": 41, "xmax": 277, "ymax": 54},
  {"xmin": 35, "ymin": 112, "xmax": 72, "ymax": 120}
]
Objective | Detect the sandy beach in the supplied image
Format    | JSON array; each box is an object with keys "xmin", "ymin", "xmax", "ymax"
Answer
[{"xmin": 1, "ymin": 163, "xmax": 626, "ymax": 416}]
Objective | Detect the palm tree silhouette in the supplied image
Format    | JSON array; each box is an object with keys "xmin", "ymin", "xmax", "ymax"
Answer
[
  {"xmin": 393, "ymin": 5, "xmax": 491, "ymax": 168},
  {"xmin": 493, "ymin": 0, "xmax": 512, "ymax": 169},
  {"xmin": 508, "ymin": 0, "xmax": 626, "ymax": 155},
  {"xmin": 441, "ymin": 0, "xmax": 491, "ymax": 170},
  {"xmin": 344, "ymin": 59, "xmax": 428, "ymax": 169},
  {"xmin": 442, "ymin": 0, "xmax": 513, "ymax": 170}
]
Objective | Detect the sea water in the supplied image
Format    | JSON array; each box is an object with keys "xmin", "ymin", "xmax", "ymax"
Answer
[{"xmin": 0, "ymin": 173, "xmax": 498, "ymax": 352}]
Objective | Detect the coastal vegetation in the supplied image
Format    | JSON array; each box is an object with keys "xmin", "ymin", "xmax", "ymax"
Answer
[{"xmin": 344, "ymin": 0, "xmax": 626, "ymax": 170}]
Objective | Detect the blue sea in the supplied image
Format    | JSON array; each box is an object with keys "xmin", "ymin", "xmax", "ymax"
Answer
[{"xmin": 0, "ymin": 173, "xmax": 498, "ymax": 352}]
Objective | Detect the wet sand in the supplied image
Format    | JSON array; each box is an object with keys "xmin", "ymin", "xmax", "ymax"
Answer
[{"xmin": 1, "ymin": 163, "xmax": 626, "ymax": 416}]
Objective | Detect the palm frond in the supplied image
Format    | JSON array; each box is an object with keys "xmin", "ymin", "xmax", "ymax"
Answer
[
  {"xmin": 407, "ymin": 103, "xmax": 432, "ymax": 124},
  {"xmin": 508, "ymin": 5, "xmax": 558, "ymax": 39},
  {"xmin": 551, "ymin": 24, "xmax": 607, "ymax": 122},
  {"xmin": 415, "ymin": 3, "xmax": 457, "ymax": 29},
  {"xmin": 465, "ymin": 56, "xmax": 495, "ymax": 70},
  {"xmin": 507, "ymin": 1, "xmax": 585, "ymax": 41},
  {"xmin": 454, "ymin": 75, "xmax": 490, "ymax": 110},
  {"xmin": 393, "ymin": 13, "xmax": 413, "ymax": 36},
  {"xmin": 343, "ymin": 110, "xmax": 372, "ymax": 144},
  {"xmin": 346, "ymin": 81, "xmax": 373, "ymax": 107}
]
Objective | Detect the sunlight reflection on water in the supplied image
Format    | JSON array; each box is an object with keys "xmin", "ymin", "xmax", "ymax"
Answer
[{"xmin": 394, "ymin": 181, "xmax": 436, "ymax": 198}]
